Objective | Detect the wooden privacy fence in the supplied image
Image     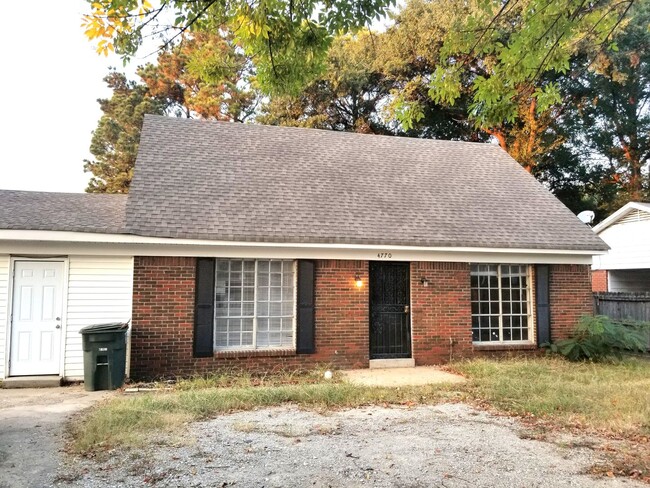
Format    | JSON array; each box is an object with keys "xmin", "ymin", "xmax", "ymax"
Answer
[{"xmin": 593, "ymin": 292, "xmax": 650, "ymax": 350}]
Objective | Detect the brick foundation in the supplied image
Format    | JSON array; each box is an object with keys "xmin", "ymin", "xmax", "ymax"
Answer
[
  {"xmin": 129, "ymin": 257, "xmax": 594, "ymax": 379},
  {"xmin": 591, "ymin": 269, "xmax": 608, "ymax": 292}
]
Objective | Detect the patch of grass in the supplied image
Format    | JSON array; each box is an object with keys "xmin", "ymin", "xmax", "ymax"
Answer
[
  {"xmin": 70, "ymin": 381, "xmax": 458, "ymax": 454},
  {"xmin": 70, "ymin": 357, "xmax": 650, "ymax": 458},
  {"xmin": 450, "ymin": 357, "xmax": 650, "ymax": 437},
  {"xmin": 173, "ymin": 365, "xmax": 339, "ymax": 390}
]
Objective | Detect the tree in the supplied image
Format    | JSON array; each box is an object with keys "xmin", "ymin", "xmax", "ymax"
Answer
[
  {"xmin": 259, "ymin": 4, "xmax": 488, "ymax": 142},
  {"xmin": 571, "ymin": 1, "xmax": 650, "ymax": 203},
  {"xmin": 377, "ymin": 0, "xmax": 492, "ymax": 142},
  {"xmin": 82, "ymin": 0, "xmax": 395, "ymax": 94},
  {"xmin": 428, "ymin": 0, "xmax": 634, "ymax": 128},
  {"xmin": 258, "ymin": 33, "xmax": 393, "ymax": 133},
  {"xmin": 86, "ymin": 31, "xmax": 257, "ymax": 193},
  {"xmin": 137, "ymin": 31, "xmax": 258, "ymax": 121},
  {"xmin": 381, "ymin": 0, "xmax": 642, "ymax": 180},
  {"xmin": 84, "ymin": 71, "xmax": 166, "ymax": 193}
]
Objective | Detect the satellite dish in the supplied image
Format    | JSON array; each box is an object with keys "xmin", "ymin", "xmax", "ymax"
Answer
[{"xmin": 577, "ymin": 210, "xmax": 595, "ymax": 225}]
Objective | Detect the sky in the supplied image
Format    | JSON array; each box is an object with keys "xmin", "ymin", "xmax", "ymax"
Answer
[
  {"xmin": 0, "ymin": 1, "xmax": 152, "ymax": 193},
  {"xmin": 0, "ymin": 2, "xmax": 396, "ymax": 194}
]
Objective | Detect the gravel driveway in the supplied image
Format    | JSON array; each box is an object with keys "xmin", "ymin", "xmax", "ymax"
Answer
[
  {"xmin": 0, "ymin": 386, "xmax": 110, "ymax": 488},
  {"xmin": 59, "ymin": 403, "xmax": 644, "ymax": 488}
]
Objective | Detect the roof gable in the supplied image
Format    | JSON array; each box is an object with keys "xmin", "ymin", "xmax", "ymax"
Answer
[
  {"xmin": 125, "ymin": 115, "xmax": 608, "ymax": 252},
  {"xmin": 593, "ymin": 202, "xmax": 650, "ymax": 234}
]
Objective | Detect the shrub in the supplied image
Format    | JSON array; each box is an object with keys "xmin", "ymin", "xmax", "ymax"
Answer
[{"xmin": 546, "ymin": 315, "xmax": 649, "ymax": 361}]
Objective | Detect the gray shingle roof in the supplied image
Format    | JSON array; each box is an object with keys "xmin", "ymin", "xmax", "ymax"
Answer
[
  {"xmin": 127, "ymin": 115, "xmax": 607, "ymax": 251},
  {"xmin": 0, "ymin": 190, "xmax": 127, "ymax": 234}
]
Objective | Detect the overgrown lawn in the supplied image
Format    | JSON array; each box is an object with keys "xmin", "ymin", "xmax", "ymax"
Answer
[
  {"xmin": 453, "ymin": 357, "xmax": 650, "ymax": 437},
  {"xmin": 70, "ymin": 357, "xmax": 650, "ymax": 457}
]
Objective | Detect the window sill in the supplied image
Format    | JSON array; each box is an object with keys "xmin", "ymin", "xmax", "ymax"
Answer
[
  {"xmin": 472, "ymin": 342, "xmax": 538, "ymax": 352},
  {"xmin": 213, "ymin": 348, "xmax": 297, "ymax": 359}
]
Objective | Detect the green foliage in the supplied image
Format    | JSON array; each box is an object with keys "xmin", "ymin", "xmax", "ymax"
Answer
[
  {"xmin": 531, "ymin": 145, "xmax": 620, "ymax": 221},
  {"xmin": 86, "ymin": 31, "xmax": 257, "ymax": 193},
  {"xmin": 258, "ymin": 32, "xmax": 395, "ymax": 133},
  {"xmin": 84, "ymin": 71, "xmax": 166, "ymax": 193},
  {"xmin": 546, "ymin": 315, "xmax": 650, "ymax": 362},
  {"xmin": 83, "ymin": 0, "xmax": 396, "ymax": 94},
  {"xmin": 567, "ymin": 1, "xmax": 650, "ymax": 204},
  {"xmin": 429, "ymin": 0, "xmax": 633, "ymax": 127},
  {"xmin": 260, "ymin": 0, "xmax": 489, "ymax": 141},
  {"xmin": 137, "ymin": 31, "xmax": 258, "ymax": 121}
]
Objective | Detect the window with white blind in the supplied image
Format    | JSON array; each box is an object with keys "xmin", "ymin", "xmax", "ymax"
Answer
[
  {"xmin": 470, "ymin": 264, "xmax": 533, "ymax": 343},
  {"xmin": 215, "ymin": 259, "xmax": 296, "ymax": 350}
]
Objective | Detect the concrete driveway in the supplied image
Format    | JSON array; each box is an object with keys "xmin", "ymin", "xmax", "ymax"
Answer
[{"xmin": 0, "ymin": 386, "xmax": 110, "ymax": 488}]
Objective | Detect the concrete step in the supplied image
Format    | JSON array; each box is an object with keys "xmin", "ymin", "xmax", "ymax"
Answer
[
  {"xmin": 369, "ymin": 358, "xmax": 415, "ymax": 369},
  {"xmin": 2, "ymin": 376, "xmax": 63, "ymax": 389}
]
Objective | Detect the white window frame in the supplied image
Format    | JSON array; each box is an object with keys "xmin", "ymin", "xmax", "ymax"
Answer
[
  {"xmin": 213, "ymin": 259, "xmax": 297, "ymax": 351},
  {"xmin": 470, "ymin": 264, "xmax": 534, "ymax": 345}
]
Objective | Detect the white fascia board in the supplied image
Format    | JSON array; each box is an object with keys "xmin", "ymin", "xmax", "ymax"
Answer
[
  {"xmin": 0, "ymin": 230, "xmax": 599, "ymax": 264},
  {"xmin": 593, "ymin": 202, "xmax": 650, "ymax": 234}
]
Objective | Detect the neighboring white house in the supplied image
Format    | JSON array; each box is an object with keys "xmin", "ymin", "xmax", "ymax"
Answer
[
  {"xmin": 592, "ymin": 202, "xmax": 650, "ymax": 292},
  {"xmin": 0, "ymin": 191, "xmax": 133, "ymax": 382}
]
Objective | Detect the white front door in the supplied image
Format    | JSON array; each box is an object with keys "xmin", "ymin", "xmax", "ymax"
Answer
[{"xmin": 10, "ymin": 261, "xmax": 65, "ymax": 376}]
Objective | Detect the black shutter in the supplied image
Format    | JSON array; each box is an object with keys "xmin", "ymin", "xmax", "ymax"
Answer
[
  {"xmin": 194, "ymin": 258, "xmax": 215, "ymax": 357},
  {"xmin": 296, "ymin": 260, "xmax": 316, "ymax": 354},
  {"xmin": 535, "ymin": 264, "xmax": 551, "ymax": 345}
]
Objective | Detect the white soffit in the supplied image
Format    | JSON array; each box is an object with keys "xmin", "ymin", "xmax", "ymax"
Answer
[{"xmin": 0, "ymin": 230, "xmax": 599, "ymax": 265}]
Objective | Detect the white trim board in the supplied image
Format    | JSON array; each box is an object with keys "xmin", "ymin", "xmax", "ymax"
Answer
[
  {"xmin": 0, "ymin": 231, "xmax": 599, "ymax": 265},
  {"xmin": 0, "ymin": 241, "xmax": 595, "ymax": 264}
]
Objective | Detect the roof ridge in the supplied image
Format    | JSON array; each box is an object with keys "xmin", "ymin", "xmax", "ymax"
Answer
[{"xmin": 143, "ymin": 114, "xmax": 505, "ymax": 150}]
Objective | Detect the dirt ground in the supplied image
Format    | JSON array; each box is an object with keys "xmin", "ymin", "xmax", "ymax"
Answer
[
  {"xmin": 58, "ymin": 403, "xmax": 646, "ymax": 488},
  {"xmin": 0, "ymin": 386, "xmax": 110, "ymax": 488}
]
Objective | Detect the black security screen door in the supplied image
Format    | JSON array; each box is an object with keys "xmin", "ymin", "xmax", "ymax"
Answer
[{"xmin": 369, "ymin": 262, "xmax": 411, "ymax": 359}]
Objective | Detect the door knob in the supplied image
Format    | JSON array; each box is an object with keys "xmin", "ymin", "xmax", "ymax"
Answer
[
  {"xmin": 404, "ymin": 305, "xmax": 410, "ymax": 314},
  {"xmin": 56, "ymin": 317, "xmax": 61, "ymax": 321},
  {"xmin": 55, "ymin": 324, "xmax": 61, "ymax": 329}
]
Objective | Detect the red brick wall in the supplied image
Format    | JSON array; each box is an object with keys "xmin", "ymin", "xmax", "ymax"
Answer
[
  {"xmin": 130, "ymin": 257, "xmax": 368, "ymax": 379},
  {"xmin": 313, "ymin": 260, "xmax": 369, "ymax": 368},
  {"xmin": 129, "ymin": 257, "xmax": 594, "ymax": 379},
  {"xmin": 592, "ymin": 269, "xmax": 608, "ymax": 292},
  {"xmin": 549, "ymin": 264, "xmax": 594, "ymax": 341},
  {"xmin": 411, "ymin": 262, "xmax": 473, "ymax": 364},
  {"xmin": 130, "ymin": 257, "xmax": 196, "ymax": 379}
]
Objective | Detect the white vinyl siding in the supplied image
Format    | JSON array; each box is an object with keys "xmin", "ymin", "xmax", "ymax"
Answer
[
  {"xmin": 64, "ymin": 256, "xmax": 133, "ymax": 379},
  {"xmin": 608, "ymin": 269, "xmax": 650, "ymax": 292},
  {"xmin": 594, "ymin": 218, "xmax": 650, "ymax": 270},
  {"xmin": 0, "ymin": 255, "xmax": 9, "ymax": 379}
]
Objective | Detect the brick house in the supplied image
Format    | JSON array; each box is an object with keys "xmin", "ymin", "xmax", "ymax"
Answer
[{"xmin": 0, "ymin": 116, "xmax": 607, "ymax": 382}]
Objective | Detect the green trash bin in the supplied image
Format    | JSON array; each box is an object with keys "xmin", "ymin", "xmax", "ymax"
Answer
[{"xmin": 80, "ymin": 322, "xmax": 129, "ymax": 391}]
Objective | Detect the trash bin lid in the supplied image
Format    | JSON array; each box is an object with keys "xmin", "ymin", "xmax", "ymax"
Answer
[{"xmin": 80, "ymin": 322, "xmax": 129, "ymax": 334}]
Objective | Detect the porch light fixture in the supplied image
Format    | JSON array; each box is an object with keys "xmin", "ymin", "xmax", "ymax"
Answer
[
  {"xmin": 355, "ymin": 274, "xmax": 363, "ymax": 288},
  {"xmin": 420, "ymin": 277, "xmax": 429, "ymax": 287}
]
